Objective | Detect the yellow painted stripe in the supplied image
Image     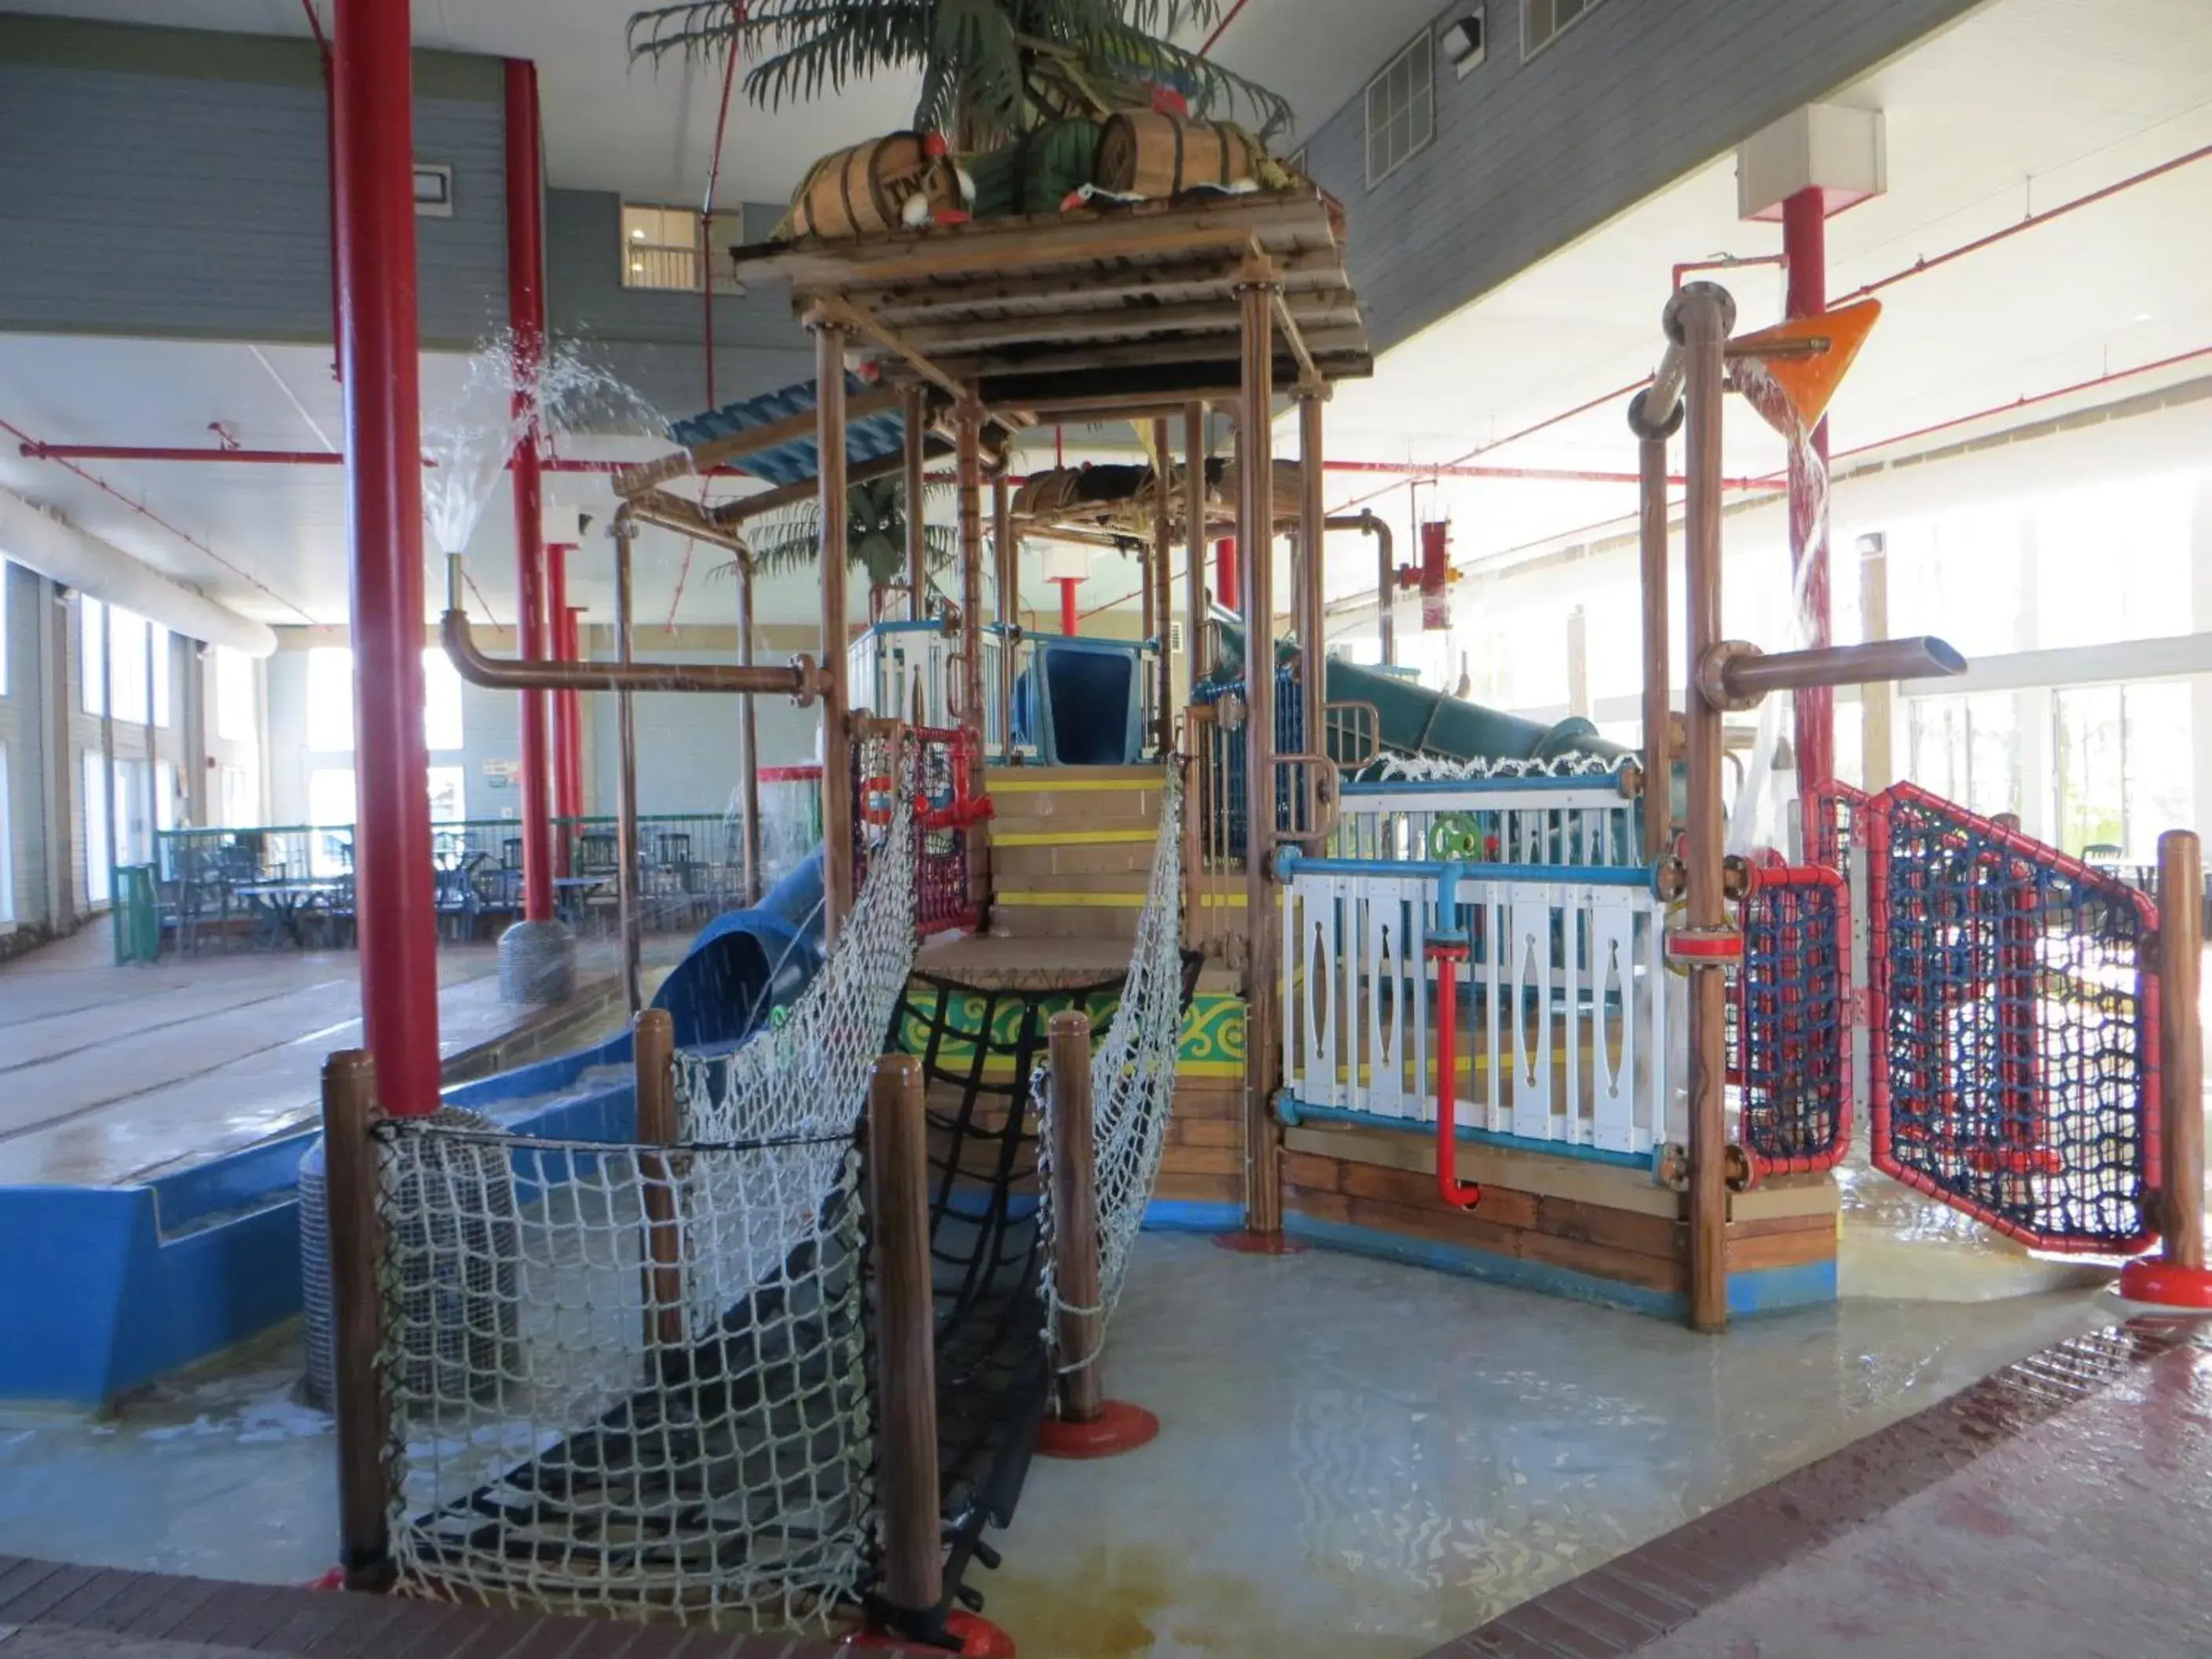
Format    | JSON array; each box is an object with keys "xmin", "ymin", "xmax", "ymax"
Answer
[
  {"xmin": 991, "ymin": 828, "xmax": 1158, "ymax": 847},
  {"xmin": 987, "ymin": 775, "xmax": 1157, "ymax": 793},
  {"xmin": 995, "ymin": 889, "xmax": 1146, "ymax": 908},
  {"xmin": 1189, "ymin": 893, "xmax": 1249, "ymax": 908},
  {"xmin": 1177, "ymin": 1060, "xmax": 1243, "ymax": 1078}
]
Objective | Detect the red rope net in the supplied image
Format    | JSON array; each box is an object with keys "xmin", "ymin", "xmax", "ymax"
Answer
[
  {"xmin": 1734, "ymin": 856, "xmax": 1852, "ymax": 1178},
  {"xmin": 1866, "ymin": 783, "xmax": 2160, "ymax": 1252},
  {"xmin": 853, "ymin": 722, "xmax": 991, "ymax": 939}
]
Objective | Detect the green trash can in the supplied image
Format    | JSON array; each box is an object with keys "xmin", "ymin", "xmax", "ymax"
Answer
[{"xmin": 112, "ymin": 862, "xmax": 160, "ymax": 964}]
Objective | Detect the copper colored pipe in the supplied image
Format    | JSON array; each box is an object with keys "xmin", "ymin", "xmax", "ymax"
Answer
[
  {"xmin": 440, "ymin": 599, "xmax": 818, "ymax": 698},
  {"xmin": 1325, "ymin": 511, "xmax": 1394, "ymax": 665},
  {"xmin": 1638, "ymin": 432, "xmax": 1672, "ymax": 859},
  {"xmin": 1712, "ymin": 635, "xmax": 1964, "ymax": 703}
]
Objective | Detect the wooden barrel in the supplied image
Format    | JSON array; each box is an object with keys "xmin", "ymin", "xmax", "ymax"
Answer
[
  {"xmin": 790, "ymin": 132, "xmax": 949, "ymax": 240},
  {"xmin": 1013, "ymin": 469, "xmax": 1086, "ymax": 520},
  {"xmin": 1093, "ymin": 110, "xmax": 1265, "ymax": 198}
]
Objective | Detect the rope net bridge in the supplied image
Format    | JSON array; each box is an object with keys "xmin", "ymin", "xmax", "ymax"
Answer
[{"xmin": 327, "ymin": 762, "xmax": 1192, "ymax": 1649}]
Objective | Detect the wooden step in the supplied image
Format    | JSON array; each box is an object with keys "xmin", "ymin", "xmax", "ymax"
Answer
[
  {"xmin": 991, "ymin": 839, "xmax": 1156, "ymax": 879},
  {"xmin": 991, "ymin": 903, "xmax": 1141, "ymax": 941},
  {"xmin": 991, "ymin": 868, "xmax": 1151, "ymax": 897},
  {"xmin": 989, "ymin": 789, "xmax": 1161, "ymax": 828},
  {"xmin": 986, "ymin": 764, "xmax": 1161, "ymax": 790}
]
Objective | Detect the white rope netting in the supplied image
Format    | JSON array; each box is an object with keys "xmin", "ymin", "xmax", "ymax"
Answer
[
  {"xmin": 1038, "ymin": 767, "xmax": 1185, "ymax": 1368},
  {"xmin": 371, "ymin": 791, "xmax": 925, "ymax": 1633},
  {"xmin": 373, "ymin": 1119, "xmax": 873, "ymax": 1632}
]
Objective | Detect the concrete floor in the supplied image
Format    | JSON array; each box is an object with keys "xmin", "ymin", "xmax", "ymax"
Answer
[
  {"xmin": 0, "ymin": 928, "xmax": 659, "ymax": 1187},
  {"xmin": 0, "ymin": 1235, "xmax": 2113, "ymax": 1657}
]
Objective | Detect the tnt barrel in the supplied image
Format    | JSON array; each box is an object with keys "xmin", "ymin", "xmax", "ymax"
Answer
[
  {"xmin": 789, "ymin": 132, "xmax": 954, "ymax": 239},
  {"xmin": 1093, "ymin": 110, "xmax": 1265, "ymax": 198}
]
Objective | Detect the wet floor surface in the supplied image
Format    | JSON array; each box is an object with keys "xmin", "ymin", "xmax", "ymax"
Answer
[
  {"xmin": 1628, "ymin": 1333, "xmax": 2212, "ymax": 1659},
  {"xmin": 0, "ymin": 1237, "xmax": 2114, "ymax": 1656},
  {"xmin": 0, "ymin": 929, "xmax": 657, "ymax": 1187}
]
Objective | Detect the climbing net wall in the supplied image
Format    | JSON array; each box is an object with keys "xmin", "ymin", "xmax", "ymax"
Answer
[
  {"xmin": 372, "ymin": 1117, "xmax": 873, "ymax": 1631},
  {"xmin": 854, "ymin": 722, "xmax": 988, "ymax": 939},
  {"xmin": 369, "ymin": 797, "xmax": 922, "ymax": 1633},
  {"xmin": 1040, "ymin": 767, "xmax": 1188, "ymax": 1338},
  {"xmin": 1733, "ymin": 858, "xmax": 1851, "ymax": 1178},
  {"xmin": 1866, "ymin": 783, "xmax": 2161, "ymax": 1251}
]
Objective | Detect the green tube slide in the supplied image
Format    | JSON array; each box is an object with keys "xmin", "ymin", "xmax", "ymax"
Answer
[{"xmin": 1209, "ymin": 617, "xmax": 1630, "ymax": 767}]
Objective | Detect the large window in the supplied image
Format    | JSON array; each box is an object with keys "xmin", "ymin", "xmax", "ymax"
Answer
[
  {"xmin": 215, "ymin": 646, "xmax": 257, "ymax": 742},
  {"xmin": 306, "ymin": 764, "xmax": 468, "ymax": 875},
  {"xmin": 82, "ymin": 751, "xmax": 108, "ymax": 904},
  {"xmin": 2052, "ymin": 683, "xmax": 2192, "ymax": 862},
  {"xmin": 305, "ymin": 647, "xmax": 464, "ymax": 753},
  {"xmin": 621, "ymin": 203, "xmax": 743, "ymax": 293},
  {"xmin": 79, "ymin": 599, "xmax": 170, "ymax": 725},
  {"xmin": 1909, "ymin": 693, "xmax": 2023, "ymax": 822},
  {"xmin": 0, "ymin": 742, "xmax": 13, "ymax": 925},
  {"xmin": 1364, "ymin": 28, "xmax": 1435, "ymax": 188}
]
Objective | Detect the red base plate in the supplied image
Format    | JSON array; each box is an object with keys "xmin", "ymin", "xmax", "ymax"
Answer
[
  {"xmin": 2119, "ymin": 1258, "xmax": 2212, "ymax": 1310},
  {"xmin": 1212, "ymin": 1229, "xmax": 1309, "ymax": 1255},
  {"xmin": 1037, "ymin": 1397, "xmax": 1160, "ymax": 1459},
  {"xmin": 851, "ymin": 1611, "xmax": 1015, "ymax": 1656},
  {"xmin": 305, "ymin": 1568, "xmax": 344, "ymax": 1592}
]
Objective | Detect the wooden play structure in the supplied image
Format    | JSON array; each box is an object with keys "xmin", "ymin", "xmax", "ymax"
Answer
[{"xmin": 310, "ymin": 165, "xmax": 2212, "ymax": 1657}]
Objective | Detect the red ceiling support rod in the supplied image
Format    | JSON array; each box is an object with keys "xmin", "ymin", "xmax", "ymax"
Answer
[
  {"xmin": 505, "ymin": 57, "xmax": 558, "ymax": 933},
  {"xmin": 1783, "ymin": 185, "xmax": 1833, "ymax": 856},
  {"xmin": 332, "ymin": 0, "xmax": 440, "ymax": 1115}
]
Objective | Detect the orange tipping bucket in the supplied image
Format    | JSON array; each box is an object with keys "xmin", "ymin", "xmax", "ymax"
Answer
[{"xmin": 1732, "ymin": 297, "xmax": 1881, "ymax": 434}]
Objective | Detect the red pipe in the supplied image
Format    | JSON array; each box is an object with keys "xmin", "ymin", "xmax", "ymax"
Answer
[
  {"xmin": 1673, "ymin": 252, "xmax": 1786, "ymax": 291},
  {"xmin": 1322, "ymin": 457, "xmax": 1764, "ymax": 489},
  {"xmin": 1199, "ymin": 0, "xmax": 1252, "ymax": 55},
  {"xmin": 1428, "ymin": 943, "xmax": 1481, "ymax": 1210},
  {"xmin": 334, "ymin": 0, "xmax": 440, "ymax": 1116},
  {"xmin": 1332, "ymin": 140, "xmax": 2212, "ymax": 518},
  {"xmin": 1784, "ymin": 186, "xmax": 1834, "ymax": 852},
  {"xmin": 1213, "ymin": 537, "xmax": 1236, "ymax": 613},
  {"xmin": 505, "ymin": 57, "xmax": 556, "ymax": 928},
  {"xmin": 1050, "ymin": 575, "xmax": 1082, "ymax": 636},
  {"xmin": 0, "ymin": 417, "xmax": 319, "ymax": 624}
]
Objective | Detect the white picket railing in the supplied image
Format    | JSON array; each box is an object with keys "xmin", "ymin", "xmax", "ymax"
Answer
[
  {"xmin": 1331, "ymin": 774, "xmax": 1642, "ymax": 870},
  {"xmin": 845, "ymin": 621, "xmax": 1019, "ymax": 753},
  {"xmin": 1279, "ymin": 854, "xmax": 1672, "ymax": 1163}
]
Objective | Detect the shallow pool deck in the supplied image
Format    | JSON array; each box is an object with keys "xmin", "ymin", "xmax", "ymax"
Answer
[
  {"xmin": 0, "ymin": 928, "xmax": 645, "ymax": 1188},
  {"xmin": 0, "ymin": 1233, "xmax": 2125, "ymax": 1657}
]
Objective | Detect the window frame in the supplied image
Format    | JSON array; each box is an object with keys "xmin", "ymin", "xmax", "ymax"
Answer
[
  {"xmin": 1364, "ymin": 28, "xmax": 1437, "ymax": 189},
  {"xmin": 1522, "ymin": 0, "xmax": 1603, "ymax": 62}
]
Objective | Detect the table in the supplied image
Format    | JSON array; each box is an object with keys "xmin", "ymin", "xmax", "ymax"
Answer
[{"xmin": 233, "ymin": 880, "xmax": 347, "ymax": 947}]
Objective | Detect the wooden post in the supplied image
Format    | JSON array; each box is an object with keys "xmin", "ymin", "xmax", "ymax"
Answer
[
  {"xmin": 613, "ymin": 513, "xmax": 643, "ymax": 1016},
  {"xmin": 903, "ymin": 383, "xmax": 928, "ymax": 622},
  {"xmin": 735, "ymin": 551, "xmax": 763, "ymax": 906},
  {"xmin": 1152, "ymin": 418, "xmax": 1175, "ymax": 758},
  {"xmin": 1219, "ymin": 258, "xmax": 1298, "ymax": 1254},
  {"xmin": 1036, "ymin": 1011, "xmax": 1163, "ymax": 1456},
  {"xmin": 1298, "ymin": 390, "xmax": 1327, "ymax": 783},
  {"xmin": 1046, "ymin": 1011, "xmax": 1104, "ymax": 1425},
  {"xmin": 632, "ymin": 1008, "xmax": 684, "ymax": 1352},
  {"xmin": 2122, "ymin": 829, "xmax": 2212, "ymax": 1306},
  {"xmin": 322, "ymin": 1049, "xmax": 394, "ymax": 1591},
  {"xmin": 1678, "ymin": 285, "xmax": 1733, "ymax": 1335},
  {"xmin": 867, "ymin": 1054, "xmax": 944, "ymax": 1621},
  {"xmin": 956, "ymin": 396, "xmax": 988, "ymax": 912},
  {"xmin": 1639, "ymin": 430, "xmax": 1673, "ymax": 859},
  {"xmin": 815, "ymin": 319, "xmax": 855, "ymax": 942},
  {"xmin": 1185, "ymin": 402, "xmax": 1208, "ymax": 702},
  {"xmin": 994, "ymin": 467, "xmax": 1016, "ymax": 761}
]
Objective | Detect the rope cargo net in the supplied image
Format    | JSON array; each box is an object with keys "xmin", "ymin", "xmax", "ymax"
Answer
[
  {"xmin": 1730, "ymin": 856, "xmax": 1852, "ymax": 1179},
  {"xmin": 371, "ymin": 796, "xmax": 922, "ymax": 1633},
  {"xmin": 1040, "ymin": 766, "xmax": 1188, "ymax": 1344},
  {"xmin": 371, "ymin": 1118, "xmax": 873, "ymax": 1631},
  {"xmin": 1866, "ymin": 783, "xmax": 2160, "ymax": 1252}
]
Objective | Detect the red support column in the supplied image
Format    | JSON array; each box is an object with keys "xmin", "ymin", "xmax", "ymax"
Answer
[
  {"xmin": 504, "ymin": 58, "xmax": 555, "ymax": 927},
  {"xmin": 1783, "ymin": 185, "xmax": 1833, "ymax": 855},
  {"xmin": 333, "ymin": 0, "xmax": 438, "ymax": 1117}
]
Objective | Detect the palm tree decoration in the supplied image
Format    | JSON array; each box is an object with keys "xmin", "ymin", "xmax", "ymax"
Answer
[
  {"xmin": 626, "ymin": 1, "xmax": 1292, "ymax": 146},
  {"xmin": 714, "ymin": 475, "xmax": 956, "ymax": 591}
]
